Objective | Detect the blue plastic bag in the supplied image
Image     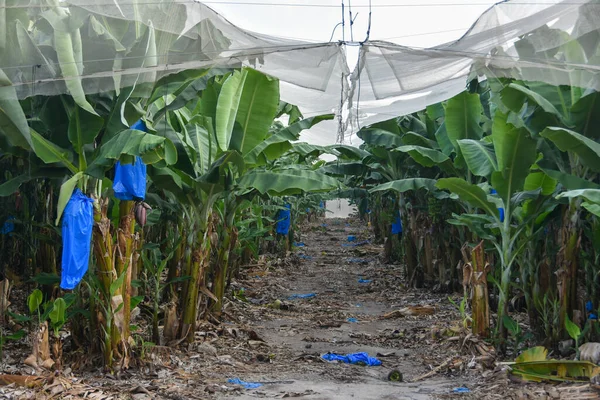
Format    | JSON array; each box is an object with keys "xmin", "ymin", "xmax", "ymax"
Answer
[
  {"xmin": 490, "ymin": 189, "xmax": 505, "ymax": 222},
  {"xmin": 113, "ymin": 119, "xmax": 147, "ymax": 201},
  {"xmin": 60, "ymin": 189, "xmax": 94, "ymax": 290},
  {"xmin": 113, "ymin": 156, "xmax": 147, "ymax": 201},
  {"xmin": 322, "ymin": 352, "xmax": 381, "ymax": 366},
  {"xmin": 276, "ymin": 204, "xmax": 291, "ymax": 235},
  {"xmin": 391, "ymin": 210, "xmax": 402, "ymax": 234},
  {"xmin": 0, "ymin": 216, "xmax": 14, "ymax": 235}
]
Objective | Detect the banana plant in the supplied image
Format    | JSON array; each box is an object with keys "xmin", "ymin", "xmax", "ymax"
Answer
[
  {"xmin": 146, "ymin": 67, "xmax": 340, "ymax": 334},
  {"xmin": 497, "ymin": 75, "xmax": 600, "ymax": 335}
]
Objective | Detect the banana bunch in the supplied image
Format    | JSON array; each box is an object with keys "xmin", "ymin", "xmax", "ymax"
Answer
[
  {"xmin": 134, "ymin": 201, "xmax": 152, "ymax": 226},
  {"xmin": 427, "ymin": 195, "xmax": 443, "ymax": 223}
]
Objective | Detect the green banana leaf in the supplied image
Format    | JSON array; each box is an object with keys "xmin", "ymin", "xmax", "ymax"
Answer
[
  {"xmin": 491, "ymin": 112, "xmax": 537, "ymax": 202},
  {"xmin": 437, "ymin": 178, "xmax": 499, "ymax": 218},
  {"xmin": 357, "ymin": 128, "xmax": 403, "ymax": 148},
  {"xmin": 370, "ymin": 178, "xmax": 437, "ymax": 194},
  {"xmin": 541, "ymin": 127, "xmax": 600, "ymax": 172},
  {"xmin": 444, "ymin": 91, "xmax": 483, "ymax": 154},
  {"xmin": 457, "ymin": 139, "xmax": 497, "ymax": 177},
  {"xmin": 237, "ymin": 168, "xmax": 340, "ymax": 196}
]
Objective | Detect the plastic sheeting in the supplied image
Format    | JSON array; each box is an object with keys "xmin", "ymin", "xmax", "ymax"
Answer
[
  {"xmin": 351, "ymin": 0, "xmax": 600, "ymax": 138},
  {"xmin": 60, "ymin": 189, "xmax": 94, "ymax": 290},
  {"xmin": 2, "ymin": 0, "xmax": 600, "ymax": 146}
]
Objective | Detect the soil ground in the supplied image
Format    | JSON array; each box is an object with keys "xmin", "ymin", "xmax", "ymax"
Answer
[{"xmin": 1, "ymin": 216, "xmax": 599, "ymax": 399}]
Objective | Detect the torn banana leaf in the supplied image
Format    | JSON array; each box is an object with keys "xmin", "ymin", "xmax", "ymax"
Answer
[
  {"xmin": 507, "ymin": 347, "xmax": 600, "ymax": 383},
  {"xmin": 510, "ymin": 360, "xmax": 600, "ymax": 382}
]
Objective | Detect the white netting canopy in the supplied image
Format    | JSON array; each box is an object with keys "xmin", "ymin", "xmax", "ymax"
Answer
[{"xmin": 1, "ymin": 0, "xmax": 599, "ymax": 145}]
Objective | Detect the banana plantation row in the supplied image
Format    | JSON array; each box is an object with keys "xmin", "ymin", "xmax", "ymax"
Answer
[{"xmin": 2, "ymin": 69, "xmax": 600, "ymax": 369}]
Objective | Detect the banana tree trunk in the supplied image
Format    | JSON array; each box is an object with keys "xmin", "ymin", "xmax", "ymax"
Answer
[
  {"xmin": 558, "ymin": 203, "xmax": 581, "ymax": 337},
  {"xmin": 180, "ymin": 217, "xmax": 213, "ymax": 342},
  {"xmin": 212, "ymin": 226, "xmax": 231, "ymax": 314},
  {"xmin": 92, "ymin": 198, "xmax": 116, "ymax": 368},
  {"xmin": 115, "ymin": 200, "xmax": 136, "ymax": 366},
  {"xmin": 164, "ymin": 224, "xmax": 184, "ymax": 301},
  {"xmin": 470, "ymin": 241, "xmax": 490, "ymax": 337}
]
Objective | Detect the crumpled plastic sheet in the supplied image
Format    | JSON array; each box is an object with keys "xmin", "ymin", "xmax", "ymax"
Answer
[
  {"xmin": 288, "ymin": 293, "xmax": 316, "ymax": 300},
  {"xmin": 299, "ymin": 254, "xmax": 313, "ymax": 260},
  {"xmin": 322, "ymin": 352, "xmax": 382, "ymax": 366},
  {"xmin": 358, "ymin": 278, "xmax": 372, "ymax": 283},
  {"xmin": 293, "ymin": 242, "xmax": 306, "ymax": 247},
  {"xmin": 347, "ymin": 235, "xmax": 356, "ymax": 242},
  {"xmin": 227, "ymin": 378, "xmax": 262, "ymax": 389},
  {"xmin": 347, "ymin": 318, "xmax": 358, "ymax": 323},
  {"xmin": 342, "ymin": 240, "xmax": 370, "ymax": 247}
]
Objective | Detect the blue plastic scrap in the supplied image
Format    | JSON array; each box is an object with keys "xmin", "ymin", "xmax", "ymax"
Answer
[
  {"xmin": 347, "ymin": 318, "xmax": 358, "ymax": 323},
  {"xmin": 299, "ymin": 254, "xmax": 313, "ymax": 260},
  {"xmin": 294, "ymin": 242, "xmax": 306, "ymax": 247},
  {"xmin": 347, "ymin": 235, "xmax": 356, "ymax": 242},
  {"xmin": 276, "ymin": 204, "xmax": 291, "ymax": 235},
  {"xmin": 227, "ymin": 378, "xmax": 262, "ymax": 389},
  {"xmin": 322, "ymin": 352, "xmax": 382, "ymax": 366},
  {"xmin": 113, "ymin": 120, "xmax": 148, "ymax": 201},
  {"xmin": 358, "ymin": 278, "xmax": 372, "ymax": 284},
  {"xmin": 0, "ymin": 216, "xmax": 15, "ymax": 235},
  {"xmin": 288, "ymin": 293, "xmax": 316, "ymax": 300},
  {"xmin": 60, "ymin": 189, "xmax": 94, "ymax": 290},
  {"xmin": 452, "ymin": 387, "xmax": 471, "ymax": 394}
]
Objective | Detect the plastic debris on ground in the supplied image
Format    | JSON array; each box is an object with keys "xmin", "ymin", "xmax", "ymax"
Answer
[
  {"xmin": 452, "ymin": 387, "xmax": 470, "ymax": 393},
  {"xmin": 321, "ymin": 223, "xmax": 328, "ymax": 227},
  {"xmin": 60, "ymin": 189, "xmax": 94, "ymax": 290},
  {"xmin": 288, "ymin": 293, "xmax": 316, "ymax": 300},
  {"xmin": 293, "ymin": 242, "xmax": 305, "ymax": 247},
  {"xmin": 347, "ymin": 235, "xmax": 356, "ymax": 242},
  {"xmin": 342, "ymin": 240, "xmax": 370, "ymax": 247},
  {"xmin": 358, "ymin": 278, "xmax": 372, "ymax": 284},
  {"xmin": 321, "ymin": 352, "xmax": 382, "ymax": 366},
  {"xmin": 299, "ymin": 254, "xmax": 313, "ymax": 260},
  {"xmin": 227, "ymin": 378, "xmax": 262, "ymax": 389},
  {"xmin": 347, "ymin": 318, "xmax": 358, "ymax": 323}
]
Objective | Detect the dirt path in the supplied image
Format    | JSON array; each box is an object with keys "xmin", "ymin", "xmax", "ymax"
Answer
[
  {"xmin": 9, "ymin": 216, "xmax": 597, "ymax": 399},
  {"xmin": 216, "ymin": 217, "xmax": 471, "ymax": 399}
]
